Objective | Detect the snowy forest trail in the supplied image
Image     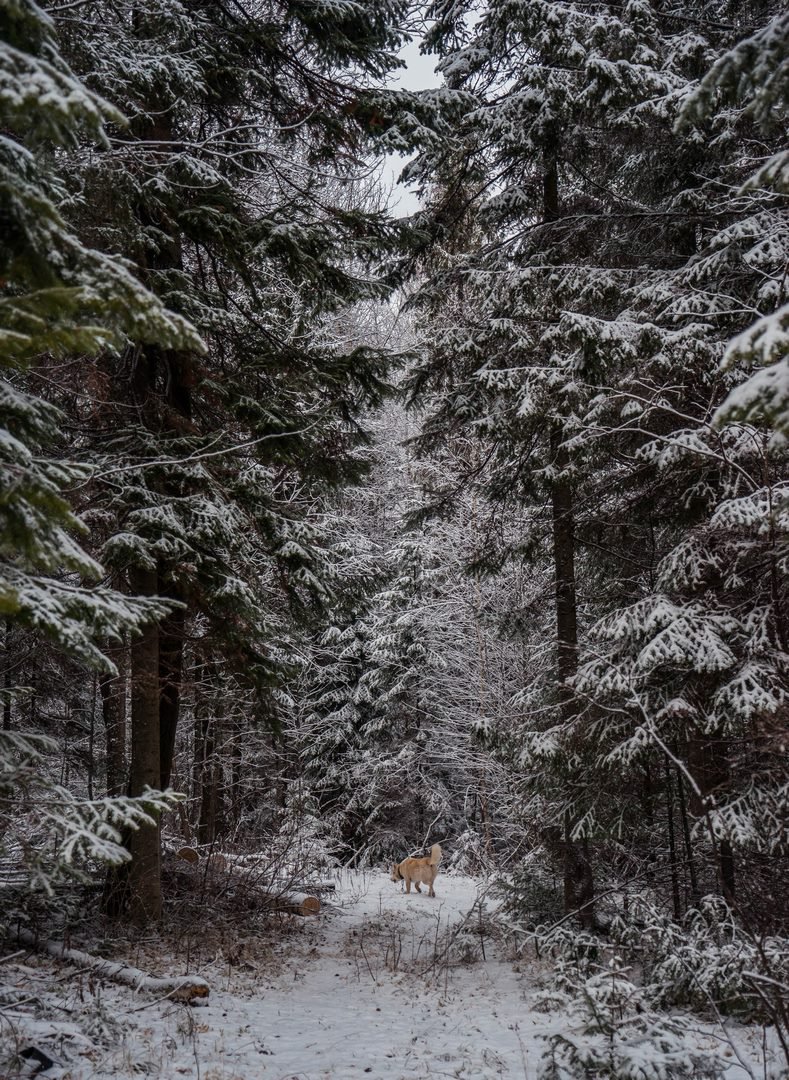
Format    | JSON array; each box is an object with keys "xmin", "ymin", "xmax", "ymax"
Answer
[
  {"xmin": 3, "ymin": 872, "xmax": 537, "ymax": 1079},
  {"xmin": 177, "ymin": 870, "xmax": 536, "ymax": 1079},
  {"xmin": 4, "ymin": 871, "xmax": 766, "ymax": 1079}
]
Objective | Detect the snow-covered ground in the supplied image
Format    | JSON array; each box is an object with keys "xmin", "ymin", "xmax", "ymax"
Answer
[{"xmin": 1, "ymin": 871, "xmax": 770, "ymax": 1078}]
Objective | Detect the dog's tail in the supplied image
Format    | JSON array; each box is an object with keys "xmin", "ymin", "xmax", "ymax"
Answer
[{"xmin": 429, "ymin": 843, "xmax": 442, "ymax": 867}]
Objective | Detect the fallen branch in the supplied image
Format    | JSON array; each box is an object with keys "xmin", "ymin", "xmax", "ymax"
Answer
[{"xmin": 16, "ymin": 931, "xmax": 209, "ymax": 1003}]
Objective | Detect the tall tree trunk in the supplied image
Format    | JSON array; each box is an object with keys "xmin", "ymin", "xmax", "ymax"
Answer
[
  {"xmin": 719, "ymin": 837, "xmax": 735, "ymax": 904},
  {"xmin": 133, "ymin": 102, "xmax": 192, "ymax": 799},
  {"xmin": 126, "ymin": 565, "xmax": 162, "ymax": 922},
  {"xmin": 196, "ymin": 669, "xmax": 218, "ymax": 846},
  {"xmin": 676, "ymin": 763, "xmax": 700, "ymax": 908},
  {"xmin": 550, "ymin": 422, "xmax": 595, "ymax": 928},
  {"xmin": 665, "ymin": 757, "xmax": 682, "ymax": 921},
  {"xmin": 197, "ymin": 742, "xmax": 218, "ymax": 848},
  {"xmin": 230, "ymin": 713, "xmax": 243, "ymax": 831},
  {"xmin": 550, "ymin": 432, "xmax": 578, "ymax": 689},
  {"xmin": 87, "ymin": 672, "xmax": 97, "ymax": 800},
  {"xmin": 155, "ymin": 348, "xmax": 191, "ymax": 795},
  {"xmin": 543, "ymin": 151, "xmax": 595, "ymax": 926},
  {"xmin": 688, "ymin": 729, "xmax": 735, "ymax": 902},
  {"xmin": 100, "ymin": 639, "xmax": 127, "ymax": 798},
  {"xmin": 192, "ymin": 677, "xmax": 205, "ymax": 831},
  {"xmin": 158, "ymin": 580, "xmax": 185, "ymax": 790},
  {"xmin": 2, "ymin": 619, "xmax": 12, "ymax": 730}
]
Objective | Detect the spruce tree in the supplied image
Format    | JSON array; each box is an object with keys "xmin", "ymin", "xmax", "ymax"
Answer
[
  {"xmin": 40, "ymin": 0, "xmax": 412, "ymax": 916},
  {"xmin": 406, "ymin": 0, "xmax": 789, "ymax": 923},
  {"xmin": 683, "ymin": 8, "xmax": 789, "ymax": 432},
  {"xmin": 1, "ymin": 0, "xmax": 198, "ymax": 660},
  {"xmin": 406, "ymin": 0, "xmax": 695, "ymax": 922},
  {"xmin": 0, "ymin": 0, "xmax": 197, "ymax": 907}
]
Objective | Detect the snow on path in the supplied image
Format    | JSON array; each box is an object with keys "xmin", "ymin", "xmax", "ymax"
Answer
[
  {"xmin": 3, "ymin": 870, "xmax": 766, "ymax": 1079},
  {"xmin": 183, "ymin": 870, "xmax": 538, "ymax": 1079}
]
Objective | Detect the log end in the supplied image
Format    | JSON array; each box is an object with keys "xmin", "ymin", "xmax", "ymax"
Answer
[
  {"xmin": 299, "ymin": 896, "xmax": 321, "ymax": 916},
  {"xmin": 169, "ymin": 980, "xmax": 210, "ymax": 1004}
]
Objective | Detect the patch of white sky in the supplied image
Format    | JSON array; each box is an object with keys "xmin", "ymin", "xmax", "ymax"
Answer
[{"xmin": 382, "ymin": 33, "xmax": 443, "ymax": 217}]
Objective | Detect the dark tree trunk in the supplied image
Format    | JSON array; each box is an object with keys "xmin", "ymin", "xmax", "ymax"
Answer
[
  {"xmin": 542, "ymin": 149, "xmax": 595, "ymax": 928},
  {"xmin": 126, "ymin": 565, "xmax": 162, "ymax": 922},
  {"xmin": 551, "ymin": 435, "xmax": 578, "ymax": 690},
  {"xmin": 665, "ymin": 757, "xmax": 682, "ymax": 921},
  {"xmin": 197, "ymin": 745, "xmax": 219, "ymax": 849},
  {"xmin": 87, "ymin": 673, "xmax": 97, "ymax": 800},
  {"xmin": 192, "ymin": 679, "xmax": 204, "ymax": 825},
  {"xmin": 688, "ymin": 729, "xmax": 735, "ymax": 902},
  {"xmin": 550, "ymin": 423, "xmax": 595, "ymax": 928},
  {"xmin": 100, "ymin": 640, "xmax": 127, "ymax": 798},
  {"xmin": 676, "ymin": 764, "xmax": 701, "ymax": 908},
  {"xmin": 103, "ymin": 575, "xmax": 162, "ymax": 920},
  {"xmin": 2, "ymin": 619, "xmax": 11, "ymax": 731},
  {"xmin": 230, "ymin": 713, "xmax": 243, "ymax": 830},
  {"xmin": 133, "ymin": 105, "xmax": 192, "ymax": 799},
  {"xmin": 720, "ymin": 837, "xmax": 736, "ymax": 903},
  {"xmin": 196, "ymin": 672, "xmax": 219, "ymax": 846},
  {"xmin": 158, "ymin": 579, "xmax": 185, "ymax": 790}
]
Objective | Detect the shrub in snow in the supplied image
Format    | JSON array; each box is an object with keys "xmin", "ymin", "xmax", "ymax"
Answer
[
  {"xmin": 275, "ymin": 780, "xmax": 342, "ymax": 874},
  {"xmin": 499, "ymin": 849, "xmax": 565, "ymax": 930},
  {"xmin": 529, "ymin": 898, "xmax": 789, "ymax": 1076},
  {"xmin": 636, "ymin": 897, "xmax": 789, "ymax": 1023},
  {"xmin": 447, "ymin": 828, "xmax": 496, "ymax": 876},
  {"xmin": 536, "ymin": 962, "xmax": 726, "ymax": 1080}
]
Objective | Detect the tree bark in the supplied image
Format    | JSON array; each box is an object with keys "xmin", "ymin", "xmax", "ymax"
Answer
[
  {"xmin": 87, "ymin": 672, "xmax": 97, "ymax": 800},
  {"xmin": 100, "ymin": 640, "xmax": 127, "ymax": 798},
  {"xmin": 133, "ymin": 103, "xmax": 192, "ymax": 799},
  {"xmin": 2, "ymin": 619, "xmax": 11, "ymax": 731},
  {"xmin": 126, "ymin": 565, "xmax": 162, "ymax": 922},
  {"xmin": 230, "ymin": 712, "xmax": 243, "ymax": 830},
  {"xmin": 551, "ymin": 436, "xmax": 578, "ymax": 690},
  {"xmin": 676, "ymin": 763, "xmax": 700, "ymax": 908},
  {"xmin": 550, "ymin": 424, "xmax": 595, "ymax": 927},
  {"xmin": 196, "ymin": 674, "xmax": 218, "ymax": 846},
  {"xmin": 719, "ymin": 837, "xmax": 736, "ymax": 903},
  {"xmin": 158, "ymin": 579, "xmax": 185, "ymax": 790},
  {"xmin": 688, "ymin": 729, "xmax": 735, "ymax": 902},
  {"xmin": 542, "ymin": 150, "xmax": 595, "ymax": 927},
  {"xmin": 665, "ymin": 756, "xmax": 682, "ymax": 921}
]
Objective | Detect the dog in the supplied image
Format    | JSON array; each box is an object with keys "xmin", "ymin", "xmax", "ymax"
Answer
[{"xmin": 391, "ymin": 843, "xmax": 442, "ymax": 897}]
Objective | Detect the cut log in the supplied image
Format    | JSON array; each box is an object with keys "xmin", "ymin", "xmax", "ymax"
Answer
[
  {"xmin": 264, "ymin": 890, "xmax": 320, "ymax": 916},
  {"xmin": 176, "ymin": 847, "xmax": 200, "ymax": 864},
  {"xmin": 17, "ymin": 931, "xmax": 209, "ymax": 1003},
  {"xmin": 174, "ymin": 848, "xmax": 229, "ymax": 872}
]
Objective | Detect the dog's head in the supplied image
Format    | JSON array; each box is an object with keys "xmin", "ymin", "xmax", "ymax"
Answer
[{"xmin": 390, "ymin": 862, "xmax": 402, "ymax": 883}]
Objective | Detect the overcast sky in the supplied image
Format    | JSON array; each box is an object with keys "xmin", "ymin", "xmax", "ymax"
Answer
[{"xmin": 382, "ymin": 34, "xmax": 442, "ymax": 216}]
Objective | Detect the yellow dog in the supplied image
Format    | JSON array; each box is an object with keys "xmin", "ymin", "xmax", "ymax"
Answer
[{"xmin": 391, "ymin": 844, "xmax": 442, "ymax": 897}]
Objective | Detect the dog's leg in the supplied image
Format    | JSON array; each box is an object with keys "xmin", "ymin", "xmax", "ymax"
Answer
[
  {"xmin": 415, "ymin": 882, "xmax": 421, "ymax": 893},
  {"xmin": 405, "ymin": 877, "xmax": 411, "ymax": 893},
  {"xmin": 428, "ymin": 881, "xmax": 435, "ymax": 897}
]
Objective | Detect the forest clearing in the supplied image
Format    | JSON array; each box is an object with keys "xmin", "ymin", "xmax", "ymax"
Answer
[{"xmin": 2, "ymin": 0, "xmax": 789, "ymax": 1076}]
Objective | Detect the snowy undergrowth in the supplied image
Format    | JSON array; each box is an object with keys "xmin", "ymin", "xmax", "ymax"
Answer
[{"xmin": 0, "ymin": 872, "xmax": 770, "ymax": 1079}]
